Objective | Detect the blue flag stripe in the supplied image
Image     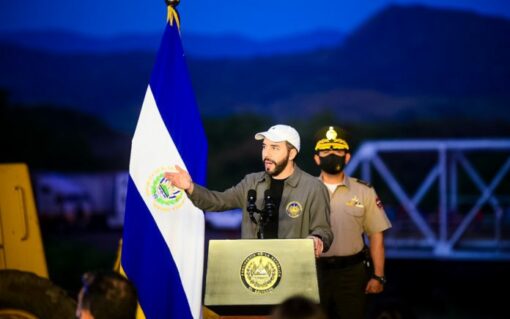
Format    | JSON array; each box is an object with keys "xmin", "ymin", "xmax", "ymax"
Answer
[
  {"xmin": 122, "ymin": 178, "xmax": 193, "ymax": 319},
  {"xmin": 150, "ymin": 23, "xmax": 207, "ymax": 186}
]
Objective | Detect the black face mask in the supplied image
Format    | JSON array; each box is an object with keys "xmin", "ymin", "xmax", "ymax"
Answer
[{"xmin": 318, "ymin": 154, "xmax": 346, "ymax": 174}]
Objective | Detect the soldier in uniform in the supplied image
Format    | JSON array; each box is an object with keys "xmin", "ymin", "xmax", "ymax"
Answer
[
  {"xmin": 166, "ymin": 124, "xmax": 333, "ymax": 256},
  {"xmin": 314, "ymin": 126, "xmax": 392, "ymax": 319}
]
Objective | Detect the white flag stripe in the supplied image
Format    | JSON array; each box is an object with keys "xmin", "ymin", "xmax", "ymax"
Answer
[{"xmin": 130, "ymin": 86, "xmax": 204, "ymax": 319}]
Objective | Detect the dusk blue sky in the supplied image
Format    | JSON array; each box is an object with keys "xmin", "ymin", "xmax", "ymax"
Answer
[{"xmin": 1, "ymin": 0, "xmax": 510, "ymax": 39}]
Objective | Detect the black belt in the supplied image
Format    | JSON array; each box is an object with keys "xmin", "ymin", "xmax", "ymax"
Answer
[{"xmin": 317, "ymin": 250, "xmax": 365, "ymax": 269}]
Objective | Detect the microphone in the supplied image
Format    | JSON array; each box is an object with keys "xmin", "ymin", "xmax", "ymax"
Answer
[
  {"xmin": 263, "ymin": 189, "xmax": 276, "ymax": 220},
  {"xmin": 247, "ymin": 189, "xmax": 258, "ymax": 224}
]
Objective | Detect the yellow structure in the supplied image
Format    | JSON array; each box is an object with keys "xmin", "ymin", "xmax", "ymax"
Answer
[{"xmin": 0, "ymin": 163, "xmax": 48, "ymax": 277}]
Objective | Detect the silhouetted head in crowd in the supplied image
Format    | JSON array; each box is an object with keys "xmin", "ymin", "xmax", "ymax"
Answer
[
  {"xmin": 271, "ymin": 295, "xmax": 327, "ymax": 319},
  {"xmin": 76, "ymin": 270, "xmax": 137, "ymax": 319}
]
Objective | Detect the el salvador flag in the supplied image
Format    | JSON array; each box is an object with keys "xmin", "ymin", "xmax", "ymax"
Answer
[{"xmin": 121, "ymin": 5, "xmax": 207, "ymax": 319}]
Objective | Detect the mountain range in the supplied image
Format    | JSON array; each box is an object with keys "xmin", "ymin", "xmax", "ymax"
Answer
[
  {"xmin": 0, "ymin": 29, "xmax": 344, "ymax": 58},
  {"xmin": 1, "ymin": 4, "xmax": 509, "ymax": 133}
]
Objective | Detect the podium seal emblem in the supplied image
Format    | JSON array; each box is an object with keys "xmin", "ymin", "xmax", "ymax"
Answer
[{"xmin": 240, "ymin": 252, "xmax": 282, "ymax": 294}]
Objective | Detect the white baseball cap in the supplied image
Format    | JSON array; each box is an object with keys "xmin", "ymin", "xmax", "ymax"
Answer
[{"xmin": 254, "ymin": 124, "xmax": 301, "ymax": 152}]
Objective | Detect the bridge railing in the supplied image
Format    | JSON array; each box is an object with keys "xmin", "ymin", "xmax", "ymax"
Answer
[{"xmin": 346, "ymin": 140, "xmax": 510, "ymax": 260}]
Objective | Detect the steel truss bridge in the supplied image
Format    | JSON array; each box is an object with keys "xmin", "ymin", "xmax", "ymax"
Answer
[{"xmin": 345, "ymin": 140, "xmax": 510, "ymax": 260}]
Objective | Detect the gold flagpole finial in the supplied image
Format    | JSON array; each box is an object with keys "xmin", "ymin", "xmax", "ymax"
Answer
[
  {"xmin": 165, "ymin": 0, "xmax": 180, "ymax": 8},
  {"xmin": 166, "ymin": 0, "xmax": 181, "ymax": 28}
]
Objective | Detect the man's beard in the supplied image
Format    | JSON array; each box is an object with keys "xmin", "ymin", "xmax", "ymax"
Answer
[{"xmin": 264, "ymin": 152, "xmax": 290, "ymax": 176}]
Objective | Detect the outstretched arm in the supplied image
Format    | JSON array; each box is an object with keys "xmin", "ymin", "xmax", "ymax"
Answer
[
  {"xmin": 166, "ymin": 165, "xmax": 247, "ymax": 212},
  {"xmin": 165, "ymin": 165, "xmax": 194, "ymax": 194}
]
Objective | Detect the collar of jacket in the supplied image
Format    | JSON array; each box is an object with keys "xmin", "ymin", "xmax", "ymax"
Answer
[{"xmin": 257, "ymin": 165, "xmax": 302, "ymax": 188}]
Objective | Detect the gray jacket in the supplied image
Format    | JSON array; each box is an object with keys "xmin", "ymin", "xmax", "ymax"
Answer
[{"xmin": 190, "ymin": 165, "xmax": 333, "ymax": 251}]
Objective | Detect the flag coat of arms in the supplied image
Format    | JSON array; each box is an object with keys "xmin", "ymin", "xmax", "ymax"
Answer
[{"xmin": 121, "ymin": 6, "xmax": 207, "ymax": 319}]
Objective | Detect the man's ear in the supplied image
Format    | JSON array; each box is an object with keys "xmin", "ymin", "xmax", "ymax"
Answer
[
  {"xmin": 345, "ymin": 152, "xmax": 351, "ymax": 165},
  {"xmin": 289, "ymin": 148, "xmax": 298, "ymax": 161},
  {"xmin": 314, "ymin": 154, "xmax": 321, "ymax": 166}
]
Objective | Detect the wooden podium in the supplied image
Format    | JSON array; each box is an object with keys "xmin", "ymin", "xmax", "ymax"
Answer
[{"xmin": 203, "ymin": 239, "xmax": 319, "ymax": 318}]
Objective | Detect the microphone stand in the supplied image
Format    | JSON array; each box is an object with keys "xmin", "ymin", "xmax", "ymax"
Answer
[{"xmin": 247, "ymin": 190, "xmax": 275, "ymax": 239}]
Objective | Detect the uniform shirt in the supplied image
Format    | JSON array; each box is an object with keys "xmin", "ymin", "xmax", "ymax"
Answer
[
  {"xmin": 321, "ymin": 174, "xmax": 391, "ymax": 257},
  {"xmin": 189, "ymin": 165, "xmax": 333, "ymax": 251}
]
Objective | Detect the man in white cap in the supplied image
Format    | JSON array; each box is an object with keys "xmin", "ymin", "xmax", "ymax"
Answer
[{"xmin": 166, "ymin": 124, "xmax": 333, "ymax": 256}]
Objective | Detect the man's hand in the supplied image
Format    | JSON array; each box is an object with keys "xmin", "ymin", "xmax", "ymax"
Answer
[
  {"xmin": 307, "ymin": 235, "xmax": 324, "ymax": 258},
  {"xmin": 164, "ymin": 165, "xmax": 194, "ymax": 193},
  {"xmin": 365, "ymin": 278, "xmax": 384, "ymax": 294}
]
